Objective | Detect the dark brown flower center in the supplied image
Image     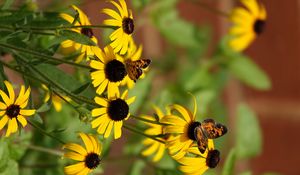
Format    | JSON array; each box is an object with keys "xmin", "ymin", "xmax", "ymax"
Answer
[
  {"xmin": 104, "ymin": 59, "xmax": 127, "ymax": 82},
  {"xmin": 6, "ymin": 105, "xmax": 20, "ymax": 119},
  {"xmin": 85, "ymin": 153, "xmax": 100, "ymax": 169},
  {"xmin": 81, "ymin": 28, "xmax": 94, "ymax": 38},
  {"xmin": 108, "ymin": 98, "xmax": 129, "ymax": 121},
  {"xmin": 122, "ymin": 17, "xmax": 134, "ymax": 34},
  {"xmin": 206, "ymin": 149, "xmax": 220, "ymax": 168},
  {"xmin": 253, "ymin": 19, "xmax": 265, "ymax": 35},
  {"xmin": 187, "ymin": 121, "xmax": 201, "ymax": 140}
]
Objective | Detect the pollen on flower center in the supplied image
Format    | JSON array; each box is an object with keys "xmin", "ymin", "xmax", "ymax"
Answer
[
  {"xmin": 6, "ymin": 105, "xmax": 21, "ymax": 119},
  {"xmin": 253, "ymin": 19, "xmax": 265, "ymax": 35},
  {"xmin": 187, "ymin": 121, "xmax": 201, "ymax": 140},
  {"xmin": 104, "ymin": 59, "xmax": 127, "ymax": 82},
  {"xmin": 108, "ymin": 98, "xmax": 129, "ymax": 121},
  {"xmin": 122, "ymin": 17, "xmax": 134, "ymax": 34},
  {"xmin": 85, "ymin": 153, "xmax": 100, "ymax": 169},
  {"xmin": 81, "ymin": 28, "xmax": 94, "ymax": 38},
  {"xmin": 206, "ymin": 149, "xmax": 220, "ymax": 168}
]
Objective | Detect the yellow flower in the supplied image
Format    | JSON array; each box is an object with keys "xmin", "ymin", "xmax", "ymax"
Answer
[
  {"xmin": 91, "ymin": 90, "xmax": 135, "ymax": 139},
  {"xmin": 102, "ymin": 0, "xmax": 134, "ymax": 54},
  {"xmin": 60, "ymin": 5, "xmax": 99, "ymax": 62},
  {"xmin": 228, "ymin": 0, "xmax": 267, "ymax": 51},
  {"xmin": 0, "ymin": 81, "xmax": 35, "ymax": 137},
  {"xmin": 121, "ymin": 39, "xmax": 145, "ymax": 89},
  {"xmin": 141, "ymin": 106, "xmax": 170, "ymax": 162},
  {"xmin": 178, "ymin": 140, "xmax": 220, "ymax": 175},
  {"xmin": 41, "ymin": 84, "xmax": 71, "ymax": 112},
  {"xmin": 161, "ymin": 98, "xmax": 198, "ymax": 160},
  {"xmin": 90, "ymin": 45, "xmax": 128, "ymax": 96},
  {"xmin": 63, "ymin": 133, "xmax": 102, "ymax": 175}
]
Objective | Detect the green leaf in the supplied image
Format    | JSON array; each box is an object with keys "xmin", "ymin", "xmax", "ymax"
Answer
[
  {"xmin": 36, "ymin": 101, "xmax": 51, "ymax": 113},
  {"xmin": 182, "ymin": 66, "xmax": 213, "ymax": 92},
  {"xmin": 228, "ymin": 56, "xmax": 271, "ymax": 90},
  {"xmin": 8, "ymin": 132, "xmax": 32, "ymax": 160},
  {"xmin": 0, "ymin": 159, "xmax": 18, "ymax": 175},
  {"xmin": 58, "ymin": 30, "xmax": 96, "ymax": 46},
  {"xmin": 221, "ymin": 149, "xmax": 236, "ymax": 175},
  {"xmin": 131, "ymin": 0, "xmax": 150, "ymax": 10},
  {"xmin": 71, "ymin": 82, "xmax": 90, "ymax": 94},
  {"xmin": 128, "ymin": 73, "xmax": 153, "ymax": 114},
  {"xmin": 194, "ymin": 90, "xmax": 216, "ymax": 118},
  {"xmin": 127, "ymin": 160, "xmax": 145, "ymax": 175},
  {"xmin": 1, "ymin": 0, "xmax": 15, "ymax": 9},
  {"xmin": 236, "ymin": 104, "xmax": 262, "ymax": 158},
  {"xmin": 0, "ymin": 139, "xmax": 9, "ymax": 172}
]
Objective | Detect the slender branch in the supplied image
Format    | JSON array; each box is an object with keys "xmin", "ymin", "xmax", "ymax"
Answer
[
  {"xmin": 190, "ymin": 0, "xmax": 230, "ymax": 17},
  {"xmin": 0, "ymin": 43, "xmax": 91, "ymax": 69},
  {"xmin": 130, "ymin": 115, "xmax": 168, "ymax": 126},
  {"xmin": 28, "ymin": 120, "xmax": 66, "ymax": 145},
  {"xmin": 0, "ymin": 24, "xmax": 115, "ymax": 31},
  {"xmin": 123, "ymin": 124, "xmax": 165, "ymax": 144},
  {"xmin": 26, "ymin": 144, "xmax": 63, "ymax": 156}
]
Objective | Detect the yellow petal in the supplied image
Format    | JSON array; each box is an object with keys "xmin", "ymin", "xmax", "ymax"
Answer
[
  {"xmin": 0, "ymin": 115, "xmax": 8, "ymax": 130},
  {"xmin": 91, "ymin": 116, "xmax": 106, "ymax": 128},
  {"xmin": 17, "ymin": 115, "xmax": 27, "ymax": 127},
  {"xmin": 91, "ymin": 108, "xmax": 107, "ymax": 117},
  {"xmin": 79, "ymin": 133, "xmax": 93, "ymax": 153},
  {"xmin": 96, "ymin": 79, "xmax": 108, "ymax": 95},
  {"xmin": 64, "ymin": 162, "xmax": 86, "ymax": 175},
  {"xmin": 152, "ymin": 144, "xmax": 165, "ymax": 162},
  {"xmin": 126, "ymin": 96, "xmax": 135, "ymax": 105},
  {"xmin": 104, "ymin": 121, "xmax": 113, "ymax": 138},
  {"xmin": 171, "ymin": 104, "xmax": 193, "ymax": 122},
  {"xmin": 0, "ymin": 102, "xmax": 6, "ymax": 109},
  {"xmin": 94, "ymin": 97, "xmax": 108, "ymax": 107},
  {"xmin": 63, "ymin": 143, "xmax": 87, "ymax": 156},
  {"xmin": 0, "ymin": 89, "xmax": 11, "ymax": 106},
  {"xmin": 4, "ymin": 81, "xmax": 15, "ymax": 105},
  {"xmin": 102, "ymin": 8, "xmax": 122, "ymax": 21},
  {"xmin": 19, "ymin": 109, "xmax": 35, "ymax": 116},
  {"xmin": 113, "ymin": 121, "xmax": 122, "ymax": 139},
  {"xmin": 60, "ymin": 13, "xmax": 74, "ymax": 24}
]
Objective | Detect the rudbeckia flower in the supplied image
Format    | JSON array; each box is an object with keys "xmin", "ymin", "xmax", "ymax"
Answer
[
  {"xmin": 228, "ymin": 0, "xmax": 267, "ymax": 51},
  {"xmin": 90, "ymin": 45, "xmax": 128, "ymax": 96},
  {"xmin": 41, "ymin": 84, "xmax": 71, "ymax": 112},
  {"xmin": 102, "ymin": 0, "xmax": 134, "ymax": 54},
  {"xmin": 60, "ymin": 5, "xmax": 99, "ymax": 62},
  {"xmin": 0, "ymin": 81, "xmax": 35, "ymax": 137},
  {"xmin": 91, "ymin": 90, "xmax": 135, "ymax": 139},
  {"xmin": 63, "ymin": 133, "xmax": 102, "ymax": 175},
  {"xmin": 178, "ymin": 140, "xmax": 220, "ymax": 175},
  {"xmin": 121, "ymin": 40, "xmax": 145, "ymax": 89},
  {"xmin": 161, "ymin": 99, "xmax": 199, "ymax": 160},
  {"xmin": 141, "ymin": 106, "xmax": 170, "ymax": 162}
]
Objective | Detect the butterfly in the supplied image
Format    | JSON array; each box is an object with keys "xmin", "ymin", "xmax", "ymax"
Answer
[
  {"xmin": 194, "ymin": 119, "xmax": 227, "ymax": 154},
  {"xmin": 125, "ymin": 59, "xmax": 151, "ymax": 82}
]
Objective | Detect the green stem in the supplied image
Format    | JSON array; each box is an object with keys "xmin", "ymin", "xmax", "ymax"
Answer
[
  {"xmin": 191, "ymin": 0, "xmax": 230, "ymax": 17},
  {"xmin": 123, "ymin": 124, "xmax": 165, "ymax": 144},
  {"xmin": 0, "ymin": 43, "xmax": 91, "ymax": 69},
  {"xmin": 25, "ymin": 144, "xmax": 63, "ymax": 156},
  {"xmin": 130, "ymin": 115, "xmax": 168, "ymax": 126},
  {"xmin": 28, "ymin": 120, "xmax": 66, "ymax": 145},
  {"xmin": 15, "ymin": 54, "xmax": 99, "ymax": 107},
  {"xmin": 0, "ymin": 24, "xmax": 115, "ymax": 31}
]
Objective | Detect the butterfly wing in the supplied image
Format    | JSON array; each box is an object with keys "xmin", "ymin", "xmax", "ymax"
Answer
[
  {"xmin": 125, "ymin": 59, "xmax": 151, "ymax": 82},
  {"xmin": 194, "ymin": 126, "xmax": 208, "ymax": 154},
  {"xmin": 201, "ymin": 119, "xmax": 227, "ymax": 139}
]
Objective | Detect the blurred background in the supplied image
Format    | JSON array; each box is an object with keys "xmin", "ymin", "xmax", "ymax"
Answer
[{"xmin": 1, "ymin": 0, "xmax": 300, "ymax": 174}]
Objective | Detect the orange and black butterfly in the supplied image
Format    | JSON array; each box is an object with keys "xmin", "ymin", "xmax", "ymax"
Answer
[
  {"xmin": 125, "ymin": 59, "xmax": 151, "ymax": 82},
  {"xmin": 194, "ymin": 119, "xmax": 227, "ymax": 154}
]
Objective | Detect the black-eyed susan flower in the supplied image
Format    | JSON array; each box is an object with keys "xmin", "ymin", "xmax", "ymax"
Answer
[
  {"xmin": 41, "ymin": 84, "xmax": 71, "ymax": 112},
  {"xmin": 0, "ymin": 81, "xmax": 35, "ymax": 137},
  {"xmin": 102, "ymin": 0, "xmax": 134, "ymax": 54},
  {"xmin": 90, "ymin": 45, "xmax": 128, "ymax": 96},
  {"xmin": 91, "ymin": 90, "xmax": 135, "ymax": 139},
  {"xmin": 121, "ymin": 40, "xmax": 145, "ymax": 89},
  {"xmin": 178, "ymin": 140, "xmax": 220, "ymax": 175},
  {"xmin": 161, "ymin": 99, "xmax": 199, "ymax": 160},
  {"xmin": 141, "ymin": 106, "xmax": 170, "ymax": 162},
  {"xmin": 60, "ymin": 5, "xmax": 99, "ymax": 62},
  {"xmin": 228, "ymin": 0, "xmax": 267, "ymax": 51},
  {"xmin": 63, "ymin": 133, "xmax": 102, "ymax": 175}
]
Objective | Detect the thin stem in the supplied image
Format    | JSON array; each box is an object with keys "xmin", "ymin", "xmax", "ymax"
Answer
[
  {"xmin": 190, "ymin": 0, "xmax": 230, "ymax": 17},
  {"xmin": 15, "ymin": 54, "xmax": 99, "ymax": 107},
  {"xmin": 0, "ymin": 24, "xmax": 115, "ymax": 31},
  {"xmin": 130, "ymin": 115, "xmax": 168, "ymax": 126},
  {"xmin": 123, "ymin": 124, "xmax": 165, "ymax": 144},
  {"xmin": 25, "ymin": 144, "xmax": 63, "ymax": 156},
  {"xmin": 0, "ymin": 43, "xmax": 91, "ymax": 69},
  {"xmin": 28, "ymin": 120, "xmax": 66, "ymax": 145}
]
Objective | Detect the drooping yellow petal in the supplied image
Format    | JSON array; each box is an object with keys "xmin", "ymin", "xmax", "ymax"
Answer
[
  {"xmin": 104, "ymin": 121, "xmax": 114, "ymax": 138},
  {"xmin": 17, "ymin": 115, "xmax": 27, "ymax": 127},
  {"xmin": 0, "ymin": 89, "xmax": 11, "ymax": 106},
  {"xmin": 79, "ymin": 133, "xmax": 94, "ymax": 153},
  {"xmin": 63, "ymin": 143, "xmax": 87, "ymax": 156},
  {"xmin": 171, "ymin": 104, "xmax": 193, "ymax": 122},
  {"xmin": 113, "ymin": 121, "xmax": 122, "ymax": 139},
  {"xmin": 102, "ymin": 8, "xmax": 122, "ymax": 21},
  {"xmin": 0, "ymin": 115, "xmax": 9, "ymax": 130},
  {"xmin": 4, "ymin": 81, "xmax": 15, "ymax": 105},
  {"xmin": 64, "ymin": 162, "xmax": 86, "ymax": 175}
]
